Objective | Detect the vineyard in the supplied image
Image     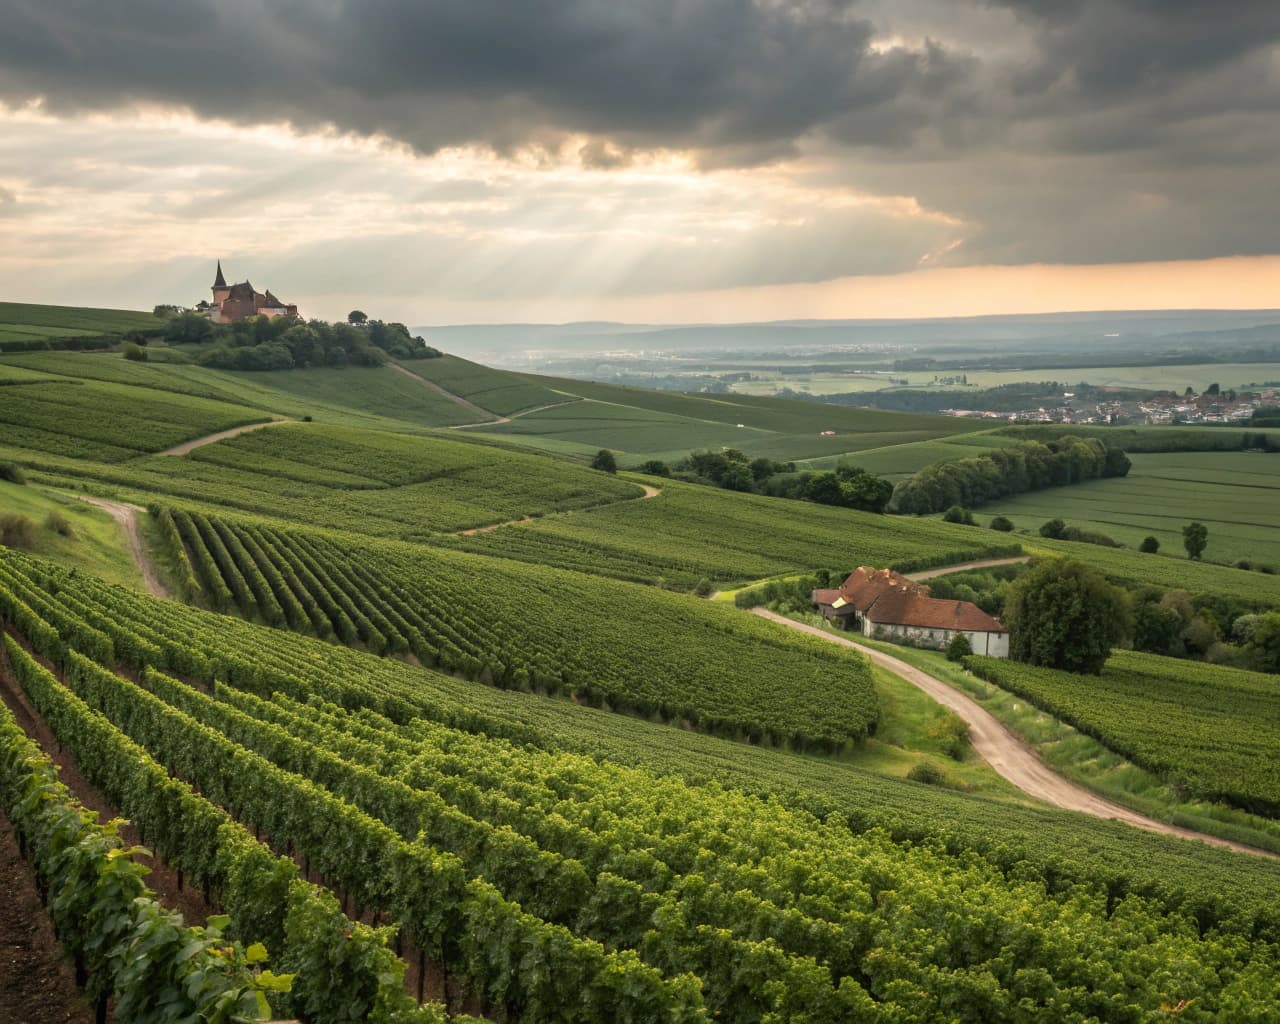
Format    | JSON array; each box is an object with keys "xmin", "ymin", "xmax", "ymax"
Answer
[
  {"xmin": 3, "ymin": 549, "xmax": 1280, "ymax": 1022},
  {"xmin": 8, "ymin": 421, "xmax": 644, "ymax": 537},
  {"xmin": 966, "ymin": 650, "xmax": 1280, "ymax": 816},
  {"xmin": 153, "ymin": 507, "xmax": 880, "ymax": 749},
  {"xmin": 0, "ymin": 378, "xmax": 273, "ymax": 462},
  {"xmin": 440, "ymin": 480, "xmax": 1023, "ymax": 587}
]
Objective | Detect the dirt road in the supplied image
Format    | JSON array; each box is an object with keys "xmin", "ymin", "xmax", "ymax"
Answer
[
  {"xmin": 159, "ymin": 419, "xmax": 286, "ymax": 456},
  {"xmin": 76, "ymin": 497, "xmax": 171, "ymax": 599},
  {"xmin": 752, "ymin": 608, "xmax": 1275, "ymax": 859},
  {"xmin": 906, "ymin": 556, "xmax": 1030, "ymax": 582}
]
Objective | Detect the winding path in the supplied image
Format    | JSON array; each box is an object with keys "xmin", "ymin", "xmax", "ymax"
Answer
[
  {"xmin": 905, "ymin": 556, "xmax": 1029, "ymax": 582},
  {"xmin": 159, "ymin": 419, "xmax": 287, "ymax": 456},
  {"xmin": 455, "ymin": 483, "xmax": 661, "ymax": 536},
  {"xmin": 752, "ymin": 608, "xmax": 1276, "ymax": 859},
  {"xmin": 75, "ymin": 497, "xmax": 171, "ymax": 599}
]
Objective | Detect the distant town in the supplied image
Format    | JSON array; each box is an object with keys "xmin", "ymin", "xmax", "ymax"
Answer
[{"xmin": 943, "ymin": 386, "xmax": 1280, "ymax": 426}]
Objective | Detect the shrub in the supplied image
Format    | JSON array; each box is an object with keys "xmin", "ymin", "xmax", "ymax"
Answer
[
  {"xmin": 590, "ymin": 449, "xmax": 618, "ymax": 474},
  {"xmin": 945, "ymin": 632, "xmax": 973, "ymax": 662},
  {"xmin": 1039, "ymin": 518, "xmax": 1067, "ymax": 539},
  {"xmin": 693, "ymin": 578, "xmax": 714, "ymax": 598},
  {"xmin": 1139, "ymin": 536, "xmax": 1160, "ymax": 554},
  {"xmin": 44, "ymin": 510, "xmax": 75, "ymax": 538},
  {"xmin": 989, "ymin": 516, "xmax": 1015, "ymax": 532},
  {"xmin": 0, "ymin": 462, "xmax": 26, "ymax": 485},
  {"xmin": 943, "ymin": 505, "xmax": 976, "ymax": 525},
  {"xmin": 638, "ymin": 459, "xmax": 671, "ymax": 477},
  {"xmin": 906, "ymin": 762, "xmax": 946, "ymax": 786},
  {"xmin": 121, "ymin": 340, "xmax": 148, "ymax": 361},
  {"xmin": 0, "ymin": 513, "xmax": 37, "ymax": 549}
]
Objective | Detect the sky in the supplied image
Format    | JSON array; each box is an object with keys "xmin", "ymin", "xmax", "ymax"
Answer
[{"xmin": 1, "ymin": 0, "xmax": 1278, "ymax": 325}]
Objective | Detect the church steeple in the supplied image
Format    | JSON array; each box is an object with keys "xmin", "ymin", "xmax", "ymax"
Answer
[{"xmin": 213, "ymin": 260, "xmax": 227, "ymax": 288}]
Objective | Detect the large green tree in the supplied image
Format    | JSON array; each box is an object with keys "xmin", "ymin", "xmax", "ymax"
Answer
[
  {"xmin": 1183, "ymin": 521, "xmax": 1208, "ymax": 560},
  {"xmin": 1005, "ymin": 559, "xmax": 1132, "ymax": 674}
]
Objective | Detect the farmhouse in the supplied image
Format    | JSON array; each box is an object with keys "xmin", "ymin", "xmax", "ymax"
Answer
[
  {"xmin": 813, "ymin": 566, "xmax": 1009, "ymax": 657},
  {"xmin": 197, "ymin": 261, "xmax": 298, "ymax": 323}
]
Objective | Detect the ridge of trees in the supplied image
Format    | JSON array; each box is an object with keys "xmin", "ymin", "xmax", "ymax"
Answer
[
  {"xmin": 158, "ymin": 310, "xmax": 441, "ymax": 371},
  {"xmin": 891, "ymin": 435, "xmax": 1130, "ymax": 515}
]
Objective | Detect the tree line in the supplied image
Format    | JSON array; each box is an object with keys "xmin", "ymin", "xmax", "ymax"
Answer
[
  {"xmin": 157, "ymin": 309, "xmax": 440, "ymax": 371},
  {"xmin": 891, "ymin": 435, "xmax": 1130, "ymax": 515}
]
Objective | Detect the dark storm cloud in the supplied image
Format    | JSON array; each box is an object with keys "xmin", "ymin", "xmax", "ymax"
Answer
[{"xmin": 1, "ymin": 0, "xmax": 1278, "ymax": 267}]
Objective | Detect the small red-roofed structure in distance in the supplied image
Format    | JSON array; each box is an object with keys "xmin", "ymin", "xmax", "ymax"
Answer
[{"xmin": 812, "ymin": 566, "xmax": 1009, "ymax": 657}]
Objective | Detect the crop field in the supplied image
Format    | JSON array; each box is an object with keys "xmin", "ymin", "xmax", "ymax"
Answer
[
  {"xmin": 158, "ymin": 508, "xmax": 880, "ymax": 749},
  {"xmin": 229, "ymin": 364, "xmax": 480, "ymax": 427},
  {"xmin": 795, "ymin": 432, "xmax": 1015, "ymax": 477},
  {"xmin": 967, "ymin": 650, "xmax": 1280, "ymax": 816},
  {"xmin": 0, "ymin": 378, "xmax": 272, "ymax": 461},
  {"xmin": 468, "ymin": 376, "xmax": 991, "ymax": 463},
  {"xmin": 0, "ymin": 301, "xmax": 162, "ymax": 346},
  {"xmin": 0, "ymin": 350, "xmax": 464, "ymax": 430},
  {"xmin": 10, "ymin": 422, "xmax": 642, "ymax": 537},
  {"xmin": 977, "ymin": 451, "xmax": 1280, "ymax": 567},
  {"xmin": 4, "ymin": 550, "xmax": 1280, "ymax": 1022},
  {"xmin": 441, "ymin": 479, "xmax": 1023, "ymax": 587},
  {"xmin": 408, "ymin": 354, "xmax": 564, "ymax": 415}
]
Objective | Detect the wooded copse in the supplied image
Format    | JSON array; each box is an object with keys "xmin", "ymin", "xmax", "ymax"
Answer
[
  {"xmin": 160, "ymin": 310, "xmax": 441, "ymax": 371},
  {"xmin": 890, "ymin": 435, "xmax": 1131, "ymax": 514}
]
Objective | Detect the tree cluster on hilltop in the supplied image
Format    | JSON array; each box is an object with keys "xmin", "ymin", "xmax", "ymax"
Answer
[
  {"xmin": 891, "ymin": 435, "xmax": 1130, "ymax": 515},
  {"xmin": 158, "ymin": 310, "xmax": 440, "ymax": 371},
  {"xmin": 643, "ymin": 449, "xmax": 894, "ymax": 512}
]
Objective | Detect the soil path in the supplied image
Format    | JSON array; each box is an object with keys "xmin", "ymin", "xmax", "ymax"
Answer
[
  {"xmin": 752, "ymin": 608, "xmax": 1277, "ymax": 860},
  {"xmin": 159, "ymin": 419, "xmax": 287, "ymax": 456},
  {"xmin": 76, "ymin": 497, "xmax": 172, "ymax": 600},
  {"xmin": 386, "ymin": 362, "xmax": 506, "ymax": 424},
  {"xmin": 455, "ymin": 483, "xmax": 661, "ymax": 536},
  {"xmin": 0, "ymin": 808, "xmax": 94, "ymax": 1024},
  {"xmin": 906, "ymin": 555, "xmax": 1030, "ymax": 582}
]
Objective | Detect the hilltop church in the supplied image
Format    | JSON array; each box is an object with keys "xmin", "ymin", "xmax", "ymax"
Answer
[{"xmin": 196, "ymin": 262, "xmax": 298, "ymax": 323}]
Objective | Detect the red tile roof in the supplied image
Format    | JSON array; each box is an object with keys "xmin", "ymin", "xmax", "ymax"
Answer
[
  {"xmin": 865, "ymin": 590, "xmax": 1006, "ymax": 633},
  {"xmin": 812, "ymin": 564, "xmax": 1006, "ymax": 633}
]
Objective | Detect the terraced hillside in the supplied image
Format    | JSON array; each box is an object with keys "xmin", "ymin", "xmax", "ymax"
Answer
[{"xmin": 0, "ymin": 301, "xmax": 162, "ymax": 349}]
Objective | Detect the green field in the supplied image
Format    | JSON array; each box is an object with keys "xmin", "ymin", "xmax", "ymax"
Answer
[
  {"xmin": 967, "ymin": 650, "xmax": 1280, "ymax": 815},
  {"xmin": 0, "ymin": 377, "xmax": 272, "ymax": 462},
  {"xmin": 0, "ymin": 300, "xmax": 162, "ymax": 346},
  {"xmin": 976, "ymin": 451, "xmax": 1280, "ymax": 567},
  {"xmin": 440, "ymin": 478, "xmax": 1022, "ymax": 587}
]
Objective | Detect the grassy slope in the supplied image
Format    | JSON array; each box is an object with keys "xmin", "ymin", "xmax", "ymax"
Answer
[
  {"xmin": 0, "ymin": 481, "xmax": 144, "ymax": 589},
  {"xmin": 0, "ymin": 300, "xmax": 161, "ymax": 342}
]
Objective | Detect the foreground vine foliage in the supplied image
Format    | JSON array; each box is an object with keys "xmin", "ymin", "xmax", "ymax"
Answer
[{"xmin": 3, "ymin": 547, "xmax": 1280, "ymax": 1022}]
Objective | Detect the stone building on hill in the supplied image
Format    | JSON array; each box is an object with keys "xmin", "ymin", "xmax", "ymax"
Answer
[
  {"xmin": 813, "ymin": 566, "xmax": 1009, "ymax": 657},
  {"xmin": 196, "ymin": 261, "xmax": 298, "ymax": 323}
]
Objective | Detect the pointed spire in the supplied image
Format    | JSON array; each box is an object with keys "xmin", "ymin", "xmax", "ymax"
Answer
[{"xmin": 213, "ymin": 260, "xmax": 227, "ymax": 288}]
